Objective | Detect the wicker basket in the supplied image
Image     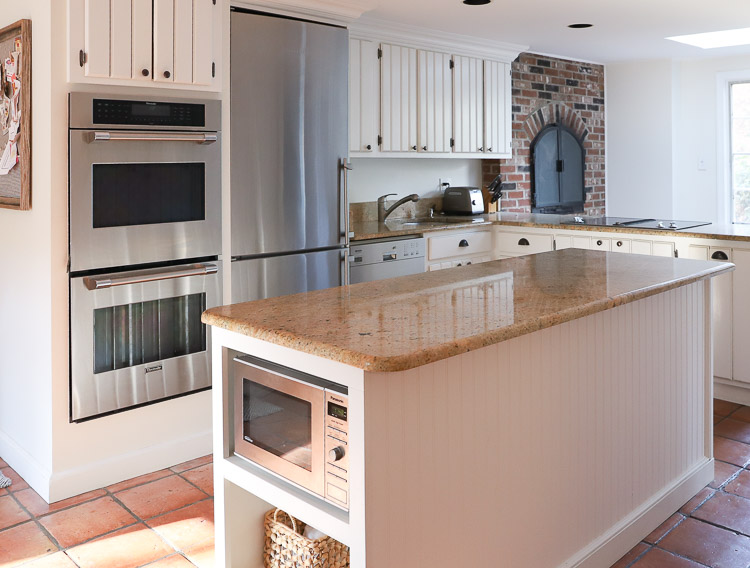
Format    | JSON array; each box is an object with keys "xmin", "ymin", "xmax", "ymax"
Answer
[{"xmin": 263, "ymin": 508, "xmax": 350, "ymax": 568}]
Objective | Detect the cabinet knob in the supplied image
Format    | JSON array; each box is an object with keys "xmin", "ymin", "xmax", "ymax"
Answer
[
  {"xmin": 459, "ymin": 239, "xmax": 469, "ymax": 247},
  {"xmin": 366, "ymin": 144, "xmax": 372, "ymax": 150},
  {"xmin": 411, "ymin": 145, "xmax": 417, "ymax": 151},
  {"xmin": 596, "ymin": 240, "xmax": 603, "ymax": 246},
  {"xmin": 328, "ymin": 446, "xmax": 346, "ymax": 462},
  {"xmin": 163, "ymin": 70, "xmax": 171, "ymax": 79},
  {"xmin": 142, "ymin": 68, "xmax": 150, "ymax": 77},
  {"xmin": 616, "ymin": 241, "xmax": 623, "ymax": 247},
  {"xmin": 712, "ymin": 251, "xmax": 729, "ymax": 261},
  {"xmin": 518, "ymin": 238, "xmax": 530, "ymax": 246}
]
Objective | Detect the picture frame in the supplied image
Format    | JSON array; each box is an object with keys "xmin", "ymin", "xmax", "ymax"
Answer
[{"xmin": 0, "ymin": 19, "xmax": 31, "ymax": 211}]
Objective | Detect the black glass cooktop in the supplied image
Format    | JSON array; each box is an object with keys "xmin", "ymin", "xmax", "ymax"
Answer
[{"xmin": 560, "ymin": 216, "xmax": 711, "ymax": 231}]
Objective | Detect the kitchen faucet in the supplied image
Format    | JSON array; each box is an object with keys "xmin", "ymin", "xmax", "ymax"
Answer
[{"xmin": 378, "ymin": 193, "xmax": 420, "ymax": 222}]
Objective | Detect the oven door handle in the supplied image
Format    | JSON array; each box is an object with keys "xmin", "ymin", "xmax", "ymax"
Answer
[
  {"xmin": 89, "ymin": 131, "xmax": 218, "ymax": 144},
  {"xmin": 83, "ymin": 263, "xmax": 218, "ymax": 290}
]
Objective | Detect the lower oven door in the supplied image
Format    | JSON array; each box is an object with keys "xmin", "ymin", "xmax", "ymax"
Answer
[
  {"xmin": 70, "ymin": 261, "xmax": 222, "ymax": 421},
  {"xmin": 234, "ymin": 357, "xmax": 326, "ymax": 497}
]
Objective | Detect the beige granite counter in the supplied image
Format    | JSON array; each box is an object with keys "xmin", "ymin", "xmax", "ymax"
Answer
[
  {"xmin": 203, "ymin": 249, "xmax": 732, "ymax": 372},
  {"xmin": 351, "ymin": 212, "xmax": 750, "ymax": 242}
]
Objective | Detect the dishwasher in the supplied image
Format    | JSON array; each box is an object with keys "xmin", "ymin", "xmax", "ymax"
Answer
[{"xmin": 349, "ymin": 236, "xmax": 426, "ymax": 284}]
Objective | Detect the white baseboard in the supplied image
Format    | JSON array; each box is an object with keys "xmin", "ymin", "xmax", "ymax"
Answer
[
  {"xmin": 565, "ymin": 458, "xmax": 714, "ymax": 568},
  {"xmin": 48, "ymin": 428, "xmax": 212, "ymax": 503},
  {"xmin": 0, "ymin": 429, "xmax": 52, "ymax": 501},
  {"xmin": 714, "ymin": 379, "xmax": 750, "ymax": 406}
]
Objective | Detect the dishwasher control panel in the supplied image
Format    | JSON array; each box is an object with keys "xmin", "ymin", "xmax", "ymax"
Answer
[{"xmin": 350, "ymin": 237, "xmax": 425, "ymax": 266}]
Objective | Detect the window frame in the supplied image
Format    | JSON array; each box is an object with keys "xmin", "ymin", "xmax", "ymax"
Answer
[{"xmin": 717, "ymin": 70, "xmax": 750, "ymax": 225}]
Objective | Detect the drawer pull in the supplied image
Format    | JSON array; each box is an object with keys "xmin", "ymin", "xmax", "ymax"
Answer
[
  {"xmin": 712, "ymin": 251, "xmax": 729, "ymax": 261},
  {"xmin": 459, "ymin": 239, "xmax": 469, "ymax": 248},
  {"xmin": 596, "ymin": 240, "xmax": 603, "ymax": 246},
  {"xmin": 518, "ymin": 238, "xmax": 530, "ymax": 246},
  {"xmin": 616, "ymin": 241, "xmax": 623, "ymax": 247}
]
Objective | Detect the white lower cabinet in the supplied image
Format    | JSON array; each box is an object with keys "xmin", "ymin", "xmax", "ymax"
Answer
[
  {"xmin": 495, "ymin": 231, "xmax": 554, "ymax": 256},
  {"xmin": 426, "ymin": 229, "xmax": 493, "ymax": 271},
  {"xmin": 732, "ymin": 249, "xmax": 750, "ymax": 384}
]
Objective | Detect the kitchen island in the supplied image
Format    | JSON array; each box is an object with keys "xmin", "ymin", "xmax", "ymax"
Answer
[{"xmin": 203, "ymin": 249, "xmax": 732, "ymax": 568}]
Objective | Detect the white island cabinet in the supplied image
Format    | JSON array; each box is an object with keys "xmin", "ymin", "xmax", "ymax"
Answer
[{"xmin": 203, "ymin": 249, "xmax": 732, "ymax": 568}]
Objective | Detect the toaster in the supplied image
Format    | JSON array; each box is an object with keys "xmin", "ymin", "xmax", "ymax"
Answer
[{"xmin": 442, "ymin": 186, "xmax": 484, "ymax": 215}]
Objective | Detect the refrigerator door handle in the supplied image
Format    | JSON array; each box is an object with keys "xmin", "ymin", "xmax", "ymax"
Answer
[
  {"xmin": 341, "ymin": 248, "xmax": 350, "ymax": 287},
  {"xmin": 341, "ymin": 159, "xmax": 353, "ymax": 246}
]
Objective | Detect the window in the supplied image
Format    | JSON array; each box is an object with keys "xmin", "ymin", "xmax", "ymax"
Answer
[{"xmin": 731, "ymin": 82, "xmax": 750, "ymax": 223}]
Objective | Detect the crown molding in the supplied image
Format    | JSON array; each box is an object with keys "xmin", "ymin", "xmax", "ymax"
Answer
[
  {"xmin": 231, "ymin": 0, "xmax": 375, "ymax": 25},
  {"xmin": 349, "ymin": 17, "xmax": 528, "ymax": 62}
]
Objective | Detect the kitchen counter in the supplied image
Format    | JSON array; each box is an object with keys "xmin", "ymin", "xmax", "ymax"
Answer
[
  {"xmin": 351, "ymin": 211, "xmax": 750, "ymax": 242},
  {"xmin": 206, "ymin": 247, "xmax": 728, "ymax": 568},
  {"xmin": 202, "ymin": 249, "xmax": 731, "ymax": 372}
]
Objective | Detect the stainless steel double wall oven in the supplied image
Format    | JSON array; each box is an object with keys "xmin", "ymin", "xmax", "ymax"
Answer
[{"xmin": 68, "ymin": 93, "xmax": 222, "ymax": 422}]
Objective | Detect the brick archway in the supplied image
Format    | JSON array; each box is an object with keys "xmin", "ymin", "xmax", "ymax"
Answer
[{"xmin": 522, "ymin": 103, "xmax": 588, "ymax": 145}]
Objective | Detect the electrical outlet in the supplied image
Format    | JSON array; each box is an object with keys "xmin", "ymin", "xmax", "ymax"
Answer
[
  {"xmin": 439, "ymin": 178, "xmax": 452, "ymax": 190},
  {"xmin": 698, "ymin": 158, "xmax": 707, "ymax": 171}
]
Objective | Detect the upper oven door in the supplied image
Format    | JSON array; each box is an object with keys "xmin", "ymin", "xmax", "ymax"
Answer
[{"xmin": 69, "ymin": 129, "xmax": 221, "ymax": 272}]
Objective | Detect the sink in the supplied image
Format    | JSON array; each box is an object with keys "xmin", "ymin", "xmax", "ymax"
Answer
[{"xmin": 386, "ymin": 216, "xmax": 486, "ymax": 228}]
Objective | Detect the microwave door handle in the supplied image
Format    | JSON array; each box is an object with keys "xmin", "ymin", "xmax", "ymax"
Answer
[
  {"xmin": 83, "ymin": 263, "xmax": 218, "ymax": 291},
  {"xmin": 89, "ymin": 132, "xmax": 218, "ymax": 144}
]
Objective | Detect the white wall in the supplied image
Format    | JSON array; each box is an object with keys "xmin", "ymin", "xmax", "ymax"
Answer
[
  {"xmin": 607, "ymin": 55, "xmax": 750, "ymax": 224},
  {"xmin": 0, "ymin": 0, "xmax": 55, "ymax": 497},
  {"xmin": 348, "ymin": 158, "xmax": 482, "ymax": 203},
  {"xmin": 606, "ymin": 59, "xmax": 676, "ymax": 219}
]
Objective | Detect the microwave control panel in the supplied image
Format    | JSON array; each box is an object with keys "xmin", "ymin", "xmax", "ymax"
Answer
[{"xmin": 324, "ymin": 391, "xmax": 349, "ymax": 510}]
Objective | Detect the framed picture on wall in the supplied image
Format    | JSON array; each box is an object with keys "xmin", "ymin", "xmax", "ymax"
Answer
[{"xmin": 0, "ymin": 19, "xmax": 30, "ymax": 211}]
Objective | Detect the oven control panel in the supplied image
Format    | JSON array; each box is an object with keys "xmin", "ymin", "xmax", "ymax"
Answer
[{"xmin": 324, "ymin": 391, "xmax": 349, "ymax": 510}]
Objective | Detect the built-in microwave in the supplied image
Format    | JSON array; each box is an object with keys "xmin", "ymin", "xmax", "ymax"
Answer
[
  {"xmin": 68, "ymin": 93, "xmax": 222, "ymax": 273},
  {"xmin": 233, "ymin": 355, "xmax": 350, "ymax": 511}
]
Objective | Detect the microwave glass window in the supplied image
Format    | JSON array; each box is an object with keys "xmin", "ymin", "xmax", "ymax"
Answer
[
  {"xmin": 92, "ymin": 163, "xmax": 205, "ymax": 228},
  {"xmin": 242, "ymin": 380, "xmax": 313, "ymax": 472},
  {"xmin": 93, "ymin": 293, "xmax": 206, "ymax": 374}
]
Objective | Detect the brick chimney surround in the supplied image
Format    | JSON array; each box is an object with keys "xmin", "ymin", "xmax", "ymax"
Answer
[{"xmin": 482, "ymin": 53, "xmax": 605, "ymax": 215}]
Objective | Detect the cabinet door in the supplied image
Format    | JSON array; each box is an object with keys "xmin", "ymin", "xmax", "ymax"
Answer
[
  {"xmin": 110, "ymin": 0, "xmax": 132, "ymax": 79},
  {"xmin": 154, "ymin": 0, "xmax": 175, "ymax": 83},
  {"xmin": 349, "ymin": 39, "xmax": 379, "ymax": 153},
  {"xmin": 484, "ymin": 60, "xmax": 511, "ymax": 156},
  {"xmin": 652, "ymin": 241, "xmax": 675, "ymax": 257},
  {"xmin": 733, "ymin": 249, "xmax": 750, "ymax": 383},
  {"xmin": 452, "ymin": 55, "xmax": 483, "ymax": 154},
  {"xmin": 172, "ymin": 0, "xmax": 193, "ymax": 83},
  {"xmin": 711, "ymin": 247, "xmax": 733, "ymax": 380},
  {"xmin": 612, "ymin": 238, "xmax": 631, "ymax": 253},
  {"xmin": 631, "ymin": 240, "xmax": 652, "ymax": 255},
  {"xmin": 83, "ymin": 0, "xmax": 110, "ymax": 78},
  {"xmin": 192, "ymin": 0, "xmax": 215, "ymax": 86},
  {"xmin": 417, "ymin": 50, "xmax": 452, "ymax": 153},
  {"xmin": 132, "ymin": 0, "xmax": 154, "ymax": 81},
  {"xmin": 381, "ymin": 44, "xmax": 418, "ymax": 153}
]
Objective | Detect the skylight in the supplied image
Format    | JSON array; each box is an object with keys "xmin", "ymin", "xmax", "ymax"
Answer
[{"xmin": 667, "ymin": 27, "xmax": 750, "ymax": 49}]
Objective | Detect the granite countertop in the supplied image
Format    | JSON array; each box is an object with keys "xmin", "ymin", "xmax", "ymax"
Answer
[
  {"xmin": 202, "ymin": 249, "xmax": 733, "ymax": 373},
  {"xmin": 351, "ymin": 212, "xmax": 750, "ymax": 242}
]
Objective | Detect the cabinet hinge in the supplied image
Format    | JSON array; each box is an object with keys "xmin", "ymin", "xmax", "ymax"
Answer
[
  {"xmin": 213, "ymin": 0, "xmax": 216, "ymax": 4},
  {"xmin": 449, "ymin": 59, "xmax": 454, "ymax": 70},
  {"xmin": 79, "ymin": 49, "xmax": 86, "ymax": 68},
  {"xmin": 212, "ymin": 62, "xmax": 216, "ymax": 78},
  {"xmin": 450, "ymin": 137, "xmax": 455, "ymax": 148},
  {"xmin": 674, "ymin": 250, "xmax": 679, "ymax": 258},
  {"xmin": 377, "ymin": 48, "xmax": 382, "ymax": 59},
  {"xmin": 377, "ymin": 135, "xmax": 383, "ymax": 146}
]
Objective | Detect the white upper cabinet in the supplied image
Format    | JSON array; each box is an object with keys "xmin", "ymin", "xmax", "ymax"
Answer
[
  {"xmin": 349, "ymin": 38, "xmax": 380, "ymax": 154},
  {"xmin": 417, "ymin": 50, "xmax": 452, "ymax": 154},
  {"xmin": 69, "ymin": 0, "xmax": 220, "ymax": 90},
  {"xmin": 452, "ymin": 55, "xmax": 483, "ymax": 154},
  {"xmin": 380, "ymin": 43, "xmax": 419, "ymax": 153},
  {"xmin": 484, "ymin": 59, "xmax": 512, "ymax": 156}
]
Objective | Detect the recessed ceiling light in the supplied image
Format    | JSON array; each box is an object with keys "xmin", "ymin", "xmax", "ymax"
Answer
[
  {"xmin": 463, "ymin": 0, "xmax": 491, "ymax": 5},
  {"xmin": 667, "ymin": 27, "xmax": 750, "ymax": 49},
  {"xmin": 568, "ymin": 23, "xmax": 593, "ymax": 29}
]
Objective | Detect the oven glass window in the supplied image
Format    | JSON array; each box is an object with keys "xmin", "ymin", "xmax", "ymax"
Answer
[
  {"xmin": 92, "ymin": 163, "xmax": 205, "ymax": 228},
  {"xmin": 242, "ymin": 380, "xmax": 312, "ymax": 471},
  {"xmin": 93, "ymin": 293, "xmax": 206, "ymax": 374}
]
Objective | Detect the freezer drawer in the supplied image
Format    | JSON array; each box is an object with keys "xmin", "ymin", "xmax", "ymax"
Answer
[{"xmin": 231, "ymin": 249, "xmax": 345, "ymax": 304}]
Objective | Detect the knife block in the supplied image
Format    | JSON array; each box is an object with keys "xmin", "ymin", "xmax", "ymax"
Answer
[{"xmin": 482, "ymin": 188, "xmax": 498, "ymax": 213}]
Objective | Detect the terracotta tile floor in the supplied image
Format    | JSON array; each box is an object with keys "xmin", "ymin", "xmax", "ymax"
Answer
[
  {"xmin": 0, "ymin": 455, "xmax": 214, "ymax": 568},
  {"xmin": 5, "ymin": 400, "xmax": 750, "ymax": 567},
  {"xmin": 611, "ymin": 399, "xmax": 750, "ymax": 568}
]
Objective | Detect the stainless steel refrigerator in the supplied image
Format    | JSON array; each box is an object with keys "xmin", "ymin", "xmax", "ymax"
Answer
[{"xmin": 230, "ymin": 10, "xmax": 349, "ymax": 304}]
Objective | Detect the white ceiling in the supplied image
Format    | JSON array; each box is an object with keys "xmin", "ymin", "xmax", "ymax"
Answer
[{"xmin": 358, "ymin": 0, "xmax": 750, "ymax": 63}]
